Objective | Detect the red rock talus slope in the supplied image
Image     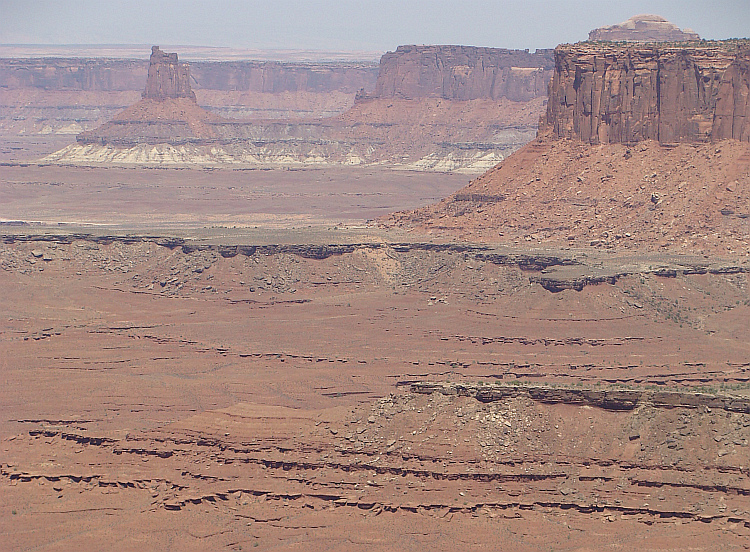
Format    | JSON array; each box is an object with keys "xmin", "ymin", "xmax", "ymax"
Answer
[
  {"xmin": 588, "ymin": 14, "xmax": 700, "ymax": 42},
  {"xmin": 384, "ymin": 136, "xmax": 750, "ymax": 253},
  {"xmin": 542, "ymin": 40, "xmax": 750, "ymax": 144},
  {"xmin": 365, "ymin": 45, "xmax": 554, "ymax": 102},
  {"xmin": 76, "ymin": 97, "xmax": 224, "ymax": 145}
]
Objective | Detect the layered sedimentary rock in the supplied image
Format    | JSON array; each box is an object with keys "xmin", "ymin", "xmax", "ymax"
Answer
[
  {"xmin": 191, "ymin": 61, "xmax": 376, "ymax": 94},
  {"xmin": 364, "ymin": 45, "xmax": 554, "ymax": 102},
  {"xmin": 542, "ymin": 40, "xmax": 750, "ymax": 144},
  {"xmin": 43, "ymin": 44, "xmax": 551, "ymax": 172},
  {"xmin": 589, "ymin": 14, "xmax": 700, "ymax": 42},
  {"xmin": 75, "ymin": 97, "xmax": 223, "ymax": 146},
  {"xmin": 54, "ymin": 96, "xmax": 540, "ymax": 173},
  {"xmin": 0, "ymin": 58, "xmax": 147, "ymax": 90},
  {"xmin": 0, "ymin": 56, "xmax": 379, "ymax": 139}
]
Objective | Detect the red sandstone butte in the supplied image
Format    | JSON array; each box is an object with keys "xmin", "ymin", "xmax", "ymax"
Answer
[{"xmin": 142, "ymin": 46, "xmax": 196, "ymax": 101}]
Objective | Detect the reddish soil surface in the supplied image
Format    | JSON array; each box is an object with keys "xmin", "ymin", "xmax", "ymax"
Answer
[{"xmin": 1, "ymin": 157, "xmax": 750, "ymax": 550}]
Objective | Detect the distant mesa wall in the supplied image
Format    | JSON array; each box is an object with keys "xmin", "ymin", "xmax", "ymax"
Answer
[
  {"xmin": 542, "ymin": 41, "xmax": 750, "ymax": 144},
  {"xmin": 0, "ymin": 52, "xmax": 379, "ymax": 131},
  {"xmin": 142, "ymin": 46, "xmax": 196, "ymax": 101},
  {"xmin": 0, "ymin": 58, "xmax": 147, "ymax": 91},
  {"xmin": 364, "ymin": 45, "xmax": 555, "ymax": 102},
  {"xmin": 0, "ymin": 56, "xmax": 377, "ymax": 95},
  {"xmin": 190, "ymin": 62, "xmax": 377, "ymax": 94},
  {"xmin": 0, "ymin": 44, "xmax": 551, "ymax": 106}
]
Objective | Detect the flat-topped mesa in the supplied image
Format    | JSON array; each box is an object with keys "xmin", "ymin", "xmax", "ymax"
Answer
[
  {"xmin": 142, "ymin": 46, "xmax": 196, "ymax": 101},
  {"xmin": 363, "ymin": 45, "xmax": 555, "ymax": 102},
  {"xmin": 542, "ymin": 40, "xmax": 750, "ymax": 144},
  {"xmin": 589, "ymin": 14, "xmax": 700, "ymax": 42}
]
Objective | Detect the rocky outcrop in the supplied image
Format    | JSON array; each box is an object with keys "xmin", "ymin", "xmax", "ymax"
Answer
[
  {"xmin": 364, "ymin": 45, "xmax": 554, "ymax": 102},
  {"xmin": 412, "ymin": 381, "xmax": 750, "ymax": 413},
  {"xmin": 588, "ymin": 14, "xmax": 700, "ymax": 42},
  {"xmin": 142, "ymin": 46, "xmax": 196, "ymax": 101},
  {"xmin": 50, "ymin": 43, "xmax": 546, "ymax": 172},
  {"xmin": 74, "ymin": 48, "xmax": 224, "ymax": 146},
  {"xmin": 542, "ymin": 40, "xmax": 750, "ymax": 144}
]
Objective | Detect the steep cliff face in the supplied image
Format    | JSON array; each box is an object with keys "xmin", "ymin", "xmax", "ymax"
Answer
[
  {"xmin": 366, "ymin": 45, "xmax": 554, "ymax": 102},
  {"xmin": 142, "ymin": 47, "xmax": 196, "ymax": 101},
  {"xmin": 190, "ymin": 62, "xmax": 376, "ymax": 94},
  {"xmin": 714, "ymin": 52, "xmax": 750, "ymax": 142},
  {"xmin": 0, "ymin": 58, "xmax": 147, "ymax": 90},
  {"xmin": 542, "ymin": 41, "xmax": 750, "ymax": 144}
]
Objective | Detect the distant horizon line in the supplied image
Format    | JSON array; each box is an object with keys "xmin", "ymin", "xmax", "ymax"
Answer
[{"xmin": 0, "ymin": 44, "xmax": 388, "ymax": 63}]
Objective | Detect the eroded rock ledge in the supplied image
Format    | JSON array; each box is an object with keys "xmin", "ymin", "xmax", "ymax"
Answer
[
  {"xmin": 3, "ymin": 231, "xmax": 749, "ymax": 291},
  {"xmin": 412, "ymin": 381, "xmax": 750, "ymax": 413}
]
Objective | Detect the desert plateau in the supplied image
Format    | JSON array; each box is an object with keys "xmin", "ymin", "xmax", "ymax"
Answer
[{"xmin": 2, "ymin": 9, "xmax": 750, "ymax": 552}]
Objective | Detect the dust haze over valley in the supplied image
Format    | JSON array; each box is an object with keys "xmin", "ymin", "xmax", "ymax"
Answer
[{"xmin": 2, "ymin": 2, "xmax": 750, "ymax": 551}]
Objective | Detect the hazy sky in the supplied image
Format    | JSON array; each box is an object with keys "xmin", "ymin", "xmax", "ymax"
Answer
[{"xmin": 2, "ymin": 0, "xmax": 748, "ymax": 52}]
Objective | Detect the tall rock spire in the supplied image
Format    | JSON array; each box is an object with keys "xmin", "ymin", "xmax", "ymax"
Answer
[{"xmin": 142, "ymin": 46, "xmax": 196, "ymax": 101}]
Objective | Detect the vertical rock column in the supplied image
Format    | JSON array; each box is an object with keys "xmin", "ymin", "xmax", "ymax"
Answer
[{"xmin": 142, "ymin": 46, "xmax": 196, "ymax": 101}]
